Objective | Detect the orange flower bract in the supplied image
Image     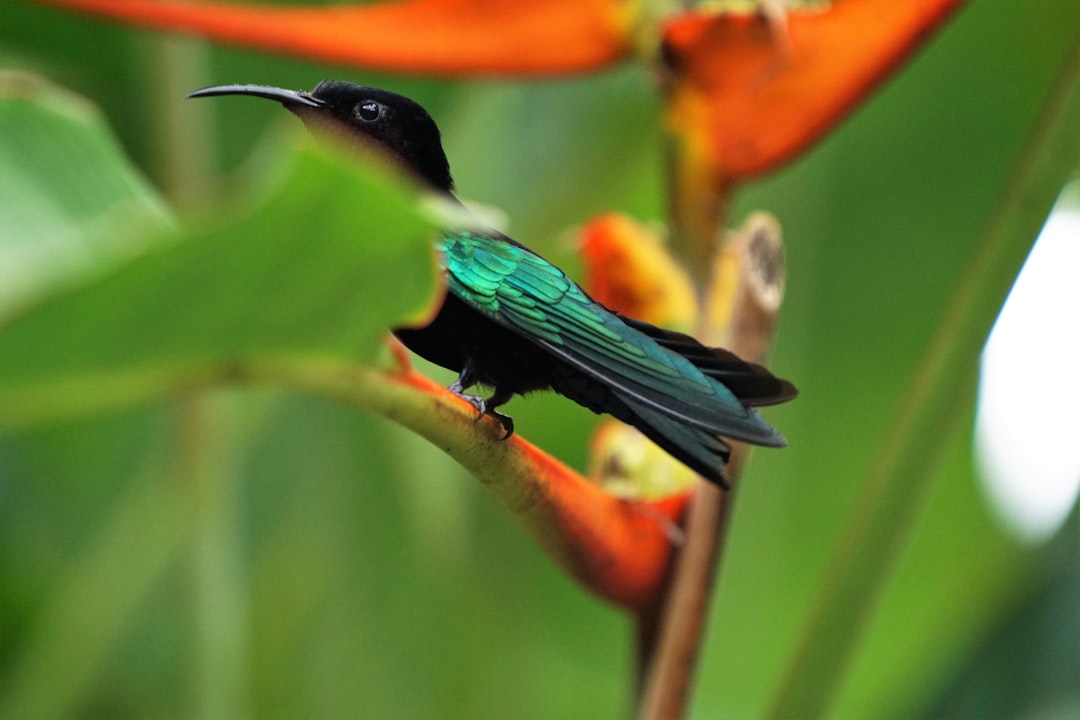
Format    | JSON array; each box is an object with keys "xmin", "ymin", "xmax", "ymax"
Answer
[
  {"xmin": 579, "ymin": 214, "xmax": 697, "ymax": 331},
  {"xmin": 664, "ymin": 0, "xmax": 967, "ymax": 180},
  {"xmin": 37, "ymin": 0, "xmax": 635, "ymax": 75}
]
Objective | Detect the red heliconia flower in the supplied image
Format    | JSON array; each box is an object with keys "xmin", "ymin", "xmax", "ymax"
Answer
[
  {"xmin": 32, "ymin": 0, "xmax": 967, "ymax": 610},
  {"xmin": 39, "ymin": 0, "xmax": 966, "ymax": 179}
]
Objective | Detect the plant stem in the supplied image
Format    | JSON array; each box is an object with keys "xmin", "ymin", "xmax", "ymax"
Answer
[
  {"xmin": 144, "ymin": 34, "xmax": 252, "ymax": 720},
  {"xmin": 636, "ymin": 217, "xmax": 787, "ymax": 718}
]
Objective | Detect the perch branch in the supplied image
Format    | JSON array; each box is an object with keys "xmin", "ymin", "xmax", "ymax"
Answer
[{"xmin": 244, "ymin": 350, "xmax": 692, "ymax": 612}]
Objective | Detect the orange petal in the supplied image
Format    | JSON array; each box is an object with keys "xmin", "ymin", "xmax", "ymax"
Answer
[
  {"xmin": 389, "ymin": 365, "xmax": 691, "ymax": 611},
  {"xmin": 579, "ymin": 213, "xmax": 697, "ymax": 330},
  {"xmin": 37, "ymin": 0, "xmax": 633, "ymax": 75},
  {"xmin": 664, "ymin": 0, "xmax": 967, "ymax": 180}
]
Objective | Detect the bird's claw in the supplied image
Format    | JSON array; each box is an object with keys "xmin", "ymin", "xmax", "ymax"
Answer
[
  {"xmin": 452, "ymin": 390, "xmax": 515, "ymax": 440},
  {"xmin": 488, "ymin": 411, "xmax": 514, "ymax": 440}
]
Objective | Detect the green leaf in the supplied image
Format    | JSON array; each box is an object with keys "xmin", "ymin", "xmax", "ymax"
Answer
[
  {"xmin": 0, "ymin": 73, "xmax": 440, "ymax": 427},
  {"xmin": 764, "ymin": 34, "xmax": 1080, "ymax": 720},
  {"xmin": 0, "ymin": 71, "xmax": 175, "ymax": 323}
]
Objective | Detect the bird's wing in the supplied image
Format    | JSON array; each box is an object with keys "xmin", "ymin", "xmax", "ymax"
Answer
[{"xmin": 442, "ymin": 232, "xmax": 786, "ymax": 447}]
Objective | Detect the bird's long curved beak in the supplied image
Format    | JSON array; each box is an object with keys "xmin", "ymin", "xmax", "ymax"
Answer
[{"xmin": 187, "ymin": 84, "xmax": 324, "ymax": 108}]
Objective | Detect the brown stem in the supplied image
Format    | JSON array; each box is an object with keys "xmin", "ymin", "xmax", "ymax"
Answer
[{"xmin": 635, "ymin": 215, "xmax": 786, "ymax": 718}]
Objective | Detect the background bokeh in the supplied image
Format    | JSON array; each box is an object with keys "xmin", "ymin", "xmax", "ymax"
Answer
[{"xmin": 2, "ymin": 1, "xmax": 1077, "ymax": 718}]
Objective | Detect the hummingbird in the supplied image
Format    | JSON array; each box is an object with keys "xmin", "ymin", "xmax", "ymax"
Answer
[{"xmin": 188, "ymin": 80, "xmax": 797, "ymax": 487}]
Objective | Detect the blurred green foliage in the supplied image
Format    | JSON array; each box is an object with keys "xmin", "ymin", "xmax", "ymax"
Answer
[{"xmin": 1, "ymin": 1, "xmax": 1078, "ymax": 719}]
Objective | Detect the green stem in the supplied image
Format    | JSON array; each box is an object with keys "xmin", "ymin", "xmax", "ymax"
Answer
[{"xmin": 143, "ymin": 34, "xmax": 251, "ymax": 720}]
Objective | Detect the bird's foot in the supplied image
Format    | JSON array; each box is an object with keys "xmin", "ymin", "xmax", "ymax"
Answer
[{"xmin": 448, "ymin": 387, "xmax": 515, "ymax": 440}]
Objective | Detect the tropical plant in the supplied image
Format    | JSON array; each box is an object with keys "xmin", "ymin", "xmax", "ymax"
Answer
[{"xmin": 1, "ymin": 1, "xmax": 1077, "ymax": 717}]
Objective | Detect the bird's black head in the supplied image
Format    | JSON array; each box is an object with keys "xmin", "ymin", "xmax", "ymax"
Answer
[{"xmin": 188, "ymin": 80, "xmax": 454, "ymax": 193}]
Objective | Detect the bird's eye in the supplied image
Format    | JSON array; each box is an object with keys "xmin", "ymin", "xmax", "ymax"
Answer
[{"xmin": 355, "ymin": 101, "xmax": 382, "ymax": 122}]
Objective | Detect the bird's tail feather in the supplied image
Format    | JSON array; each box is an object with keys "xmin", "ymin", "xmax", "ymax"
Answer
[{"xmin": 618, "ymin": 316, "xmax": 797, "ymax": 406}]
